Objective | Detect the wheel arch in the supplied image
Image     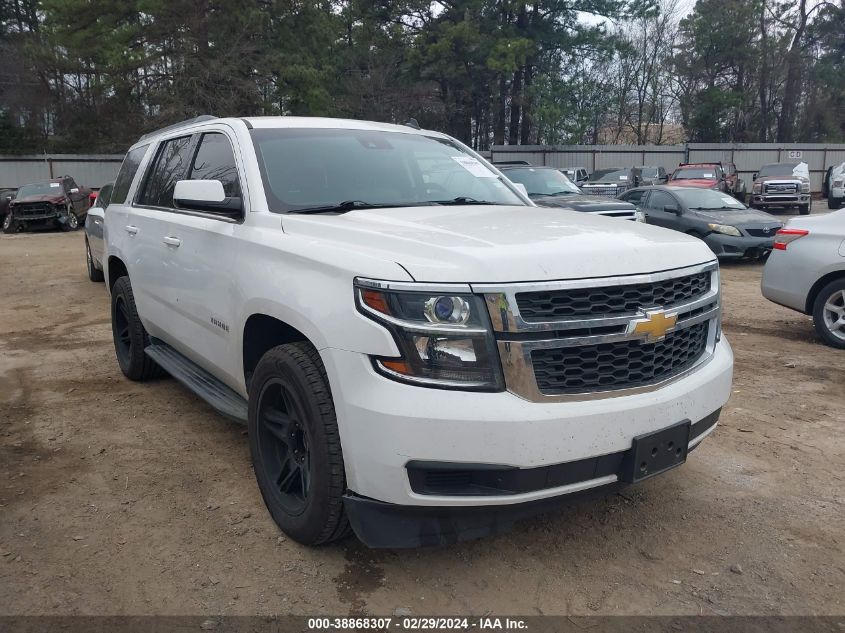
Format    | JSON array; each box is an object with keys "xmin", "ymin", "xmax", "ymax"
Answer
[
  {"xmin": 242, "ymin": 314, "xmax": 313, "ymax": 392},
  {"xmin": 805, "ymin": 270, "xmax": 845, "ymax": 314},
  {"xmin": 107, "ymin": 256, "xmax": 128, "ymax": 292}
]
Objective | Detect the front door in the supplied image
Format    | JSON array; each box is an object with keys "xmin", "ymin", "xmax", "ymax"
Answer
[{"xmin": 642, "ymin": 190, "xmax": 681, "ymax": 229}]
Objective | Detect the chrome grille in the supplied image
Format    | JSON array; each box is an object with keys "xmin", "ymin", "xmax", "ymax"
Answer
[
  {"xmin": 531, "ymin": 322, "xmax": 708, "ymax": 395},
  {"xmin": 764, "ymin": 182, "xmax": 798, "ymax": 194},
  {"xmin": 516, "ymin": 272, "xmax": 709, "ymax": 322},
  {"xmin": 478, "ymin": 262, "xmax": 720, "ymax": 401},
  {"xmin": 581, "ymin": 185, "xmax": 622, "ymax": 197}
]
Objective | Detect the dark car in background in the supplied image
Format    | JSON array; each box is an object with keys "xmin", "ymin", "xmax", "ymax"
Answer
[
  {"xmin": 0, "ymin": 188, "xmax": 16, "ymax": 225},
  {"xmin": 500, "ymin": 165, "xmax": 643, "ymax": 221},
  {"xmin": 620, "ymin": 185, "xmax": 782, "ymax": 260},
  {"xmin": 638, "ymin": 165, "xmax": 669, "ymax": 185},
  {"xmin": 579, "ymin": 167, "xmax": 641, "ymax": 197},
  {"xmin": 3, "ymin": 176, "xmax": 91, "ymax": 233}
]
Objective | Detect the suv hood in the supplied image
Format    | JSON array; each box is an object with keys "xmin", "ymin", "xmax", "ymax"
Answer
[
  {"xmin": 11, "ymin": 193, "xmax": 67, "ymax": 205},
  {"xmin": 282, "ymin": 205, "xmax": 713, "ymax": 283},
  {"xmin": 531, "ymin": 194, "xmax": 635, "ymax": 212}
]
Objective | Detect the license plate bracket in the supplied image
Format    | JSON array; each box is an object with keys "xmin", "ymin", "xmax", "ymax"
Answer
[{"xmin": 621, "ymin": 420, "xmax": 691, "ymax": 483}]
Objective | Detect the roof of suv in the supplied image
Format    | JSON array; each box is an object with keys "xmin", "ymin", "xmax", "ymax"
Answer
[{"xmin": 132, "ymin": 116, "xmax": 447, "ymax": 149}]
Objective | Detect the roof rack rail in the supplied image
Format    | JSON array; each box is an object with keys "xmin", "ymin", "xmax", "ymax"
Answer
[{"xmin": 138, "ymin": 115, "xmax": 217, "ymax": 142}]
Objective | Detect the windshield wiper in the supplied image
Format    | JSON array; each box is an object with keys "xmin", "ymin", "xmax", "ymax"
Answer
[
  {"xmin": 289, "ymin": 200, "xmax": 401, "ymax": 215},
  {"xmin": 427, "ymin": 197, "xmax": 498, "ymax": 206}
]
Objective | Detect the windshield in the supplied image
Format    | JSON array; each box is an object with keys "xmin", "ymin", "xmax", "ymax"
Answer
[
  {"xmin": 758, "ymin": 163, "xmax": 801, "ymax": 178},
  {"xmin": 641, "ymin": 167, "xmax": 659, "ymax": 177},
  {"xmin": 672, "ymin": 167, "xmax": 719, "ymax": 179},
  {"xmin": 674, "ymin": 188, "xmax": 745, "ymax": 210},
  {"xmin": 16, "ymin": 182, "xmax": 62, "ymax": 198},
  {"xmin": 250, "ymin": 128, "xmax": 524, "ymax": 213},
  {"xmin": 589, "ymin": 169, "xmax": 630, "ymax": 182},
  {"xmin": 504, "ymin": 168, "xmax": 580, "ymax": 196}
]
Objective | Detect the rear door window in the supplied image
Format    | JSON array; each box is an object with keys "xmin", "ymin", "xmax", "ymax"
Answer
[
  {"xmin": 188, "ymin": 133, "xmax": 241, "ymax": 198},
  {"xmin": 111, "ymin": 145, "xmax": 149, "ymax": 204},
  {"xmin": 137, "ymin": 136, "xmax": 194, "ymax": 208}
]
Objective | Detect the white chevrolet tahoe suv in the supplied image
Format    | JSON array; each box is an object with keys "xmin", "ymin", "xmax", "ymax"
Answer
[{"xmin": 104, "ymin": 116, "xmax": 733, "ymax": 548}]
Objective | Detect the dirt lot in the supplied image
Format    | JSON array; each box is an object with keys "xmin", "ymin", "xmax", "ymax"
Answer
[{"xmin": 1, "ymin": 214, "xmax": 843, "ymax": 616}]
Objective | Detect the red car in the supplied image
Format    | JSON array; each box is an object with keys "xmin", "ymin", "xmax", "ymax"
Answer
[
  {"xmin": 668, "ymin": 162, "xmax": 747, "ymax": 202},
  {"xmin": 3, "ymin": 176, "xmax": 92, "ymax": 233}
]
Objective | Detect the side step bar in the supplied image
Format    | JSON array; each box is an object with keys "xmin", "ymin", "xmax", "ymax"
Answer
[{"xmin": 145, "ymin": 340, "xmax": 248, "ymax": 423}]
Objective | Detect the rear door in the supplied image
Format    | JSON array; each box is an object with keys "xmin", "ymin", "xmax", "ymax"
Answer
[{"xmin": 127, "ymin": 134, "xmax": 197, "ymax": 340}]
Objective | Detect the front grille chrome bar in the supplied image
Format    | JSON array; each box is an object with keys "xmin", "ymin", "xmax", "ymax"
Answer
[{"xmin": 475, "ymin": 261, "xmax": 721, "ymax": 402}]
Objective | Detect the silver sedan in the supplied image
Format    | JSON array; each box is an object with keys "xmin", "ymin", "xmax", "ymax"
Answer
[{"xmin": 761, "ymin": 209, "xmax": 845, "ymax": 348}]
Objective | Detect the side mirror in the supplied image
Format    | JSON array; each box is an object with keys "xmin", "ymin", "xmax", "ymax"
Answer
[
  {"xmin": 664, "ymin": 205, "xmax": 680, "ymax": 214},
  {"xmin": 752, "ymin": 173, "xmax": 758, "ymax": 180},
  {"xmin": 173, "ymin": 180, "xmax": 242, "ymax": 217},
  {"xmin": 512, "ymin": 182, "xmax": 529, "ymax": 197}
]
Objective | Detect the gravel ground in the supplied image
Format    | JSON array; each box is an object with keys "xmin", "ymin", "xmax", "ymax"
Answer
[{"xmin": 1, "ymin": 204, "xmax": 843, "ymax": 616}]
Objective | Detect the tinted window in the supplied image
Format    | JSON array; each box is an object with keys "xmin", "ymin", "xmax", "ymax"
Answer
[
  {"xmin": 189, "ymin": 133, "xmax": 241, "ymax": 198},
  {"xmin": 138, "ymin": 136, "xmax": 194, "ymax": 207},
  {"xmin": 590, "ymin": 169, "xmax": 630, "ymax": 182},
  {"xmin": 94, "ymin": 183, "xmax": 114, "ymax": 209},
  {"xmin": 758, "ymin": 163, "xmax": 800, "ymax": 177},
  {"xmin": 645, "ymin": 191, "xmax": 676, "ymax": 211},
  {"xmin": 623, "ymin": 189, "xmax": 647, "ymax": 205},
  {"xmin": 112, "ymin": 145, "xmax": 149, "ymax": 204}
]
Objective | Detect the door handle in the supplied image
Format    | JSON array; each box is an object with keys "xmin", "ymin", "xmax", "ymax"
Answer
[
  {"xmin": 125, "ymin": 225, "xmax": 138, "ymax": 235},
  {"xmin": 163, "ymin": 236, "xmax": 182, "ymax": 247}
]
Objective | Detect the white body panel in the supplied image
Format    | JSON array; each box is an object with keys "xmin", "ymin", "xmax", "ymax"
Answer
[{"xmin": 105, "ymin": 116, "xmax": 734, "ymax": 509}]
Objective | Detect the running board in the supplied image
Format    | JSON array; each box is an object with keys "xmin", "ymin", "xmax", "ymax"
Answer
[{"xmin": 145, "ymin": 341, "xmax": 248, "ymax": 423}]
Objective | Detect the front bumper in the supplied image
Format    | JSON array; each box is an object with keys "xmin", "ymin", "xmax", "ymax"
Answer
[
  {"xmin": 321, "ymin": 336, "xmax": 731, "ymax": 530},
  {"xmin": 343, "ymin": 410, "xmax": 720, "ymax": 547},
  {"xmin": 703, "ymin": 233, "xmax": 774, "ymax": 259},
  {"xmin": 751, "ymin": 193, "xmax": 810, "ymax": 207}
]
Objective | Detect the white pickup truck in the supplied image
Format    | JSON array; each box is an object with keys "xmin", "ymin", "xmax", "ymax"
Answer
[{"xmin": 104, "ymin": 116, "xmax": 733, "ymax": 548}]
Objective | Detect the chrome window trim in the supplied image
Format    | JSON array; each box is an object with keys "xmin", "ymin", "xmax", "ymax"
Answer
[{"xmin": 474, "ymin": 261, "xmax": 718, "ymax": 334}]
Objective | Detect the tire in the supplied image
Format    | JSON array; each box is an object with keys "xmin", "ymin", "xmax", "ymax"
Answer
[
  {"xmin": 812, "ymin": 278, "xmax": 845, "ymax": 349},
  {"xmin": 798, "ymin": 204, "xmax": 810, "ymax": 215},
  {"xmin": 86, "ymin": 239, "xmax": 104, "ymax": 282},
  {"xmin": 248, "ymin": 342, "xmax": 350, "ymax": 545},
  {"xmin": 61, "ymin": 206, "xmax": 80, "ymax": 232},
  {"xmin": 2, "ymin": 212, "xmax": 18, "ymax": 234},
  {"xmin": 829, "ymin": 197, "xmax": 842, "ymax": 210},
  {"xmin": 110, "ymin": 276, "xmax": 162, "ymax": 380}
]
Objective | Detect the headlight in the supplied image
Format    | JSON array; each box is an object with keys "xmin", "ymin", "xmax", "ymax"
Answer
[
  {"xmin": 355, "ymin": 279, "xmax": 503, "ymax": 390},
  {"xmin": 752, "ymin": 183, "xmax": 761, "ymax": 194},
  {"xmin": 634, "ymin": 210, "xmax": 646, "ymax": 223},
  {"xmin": 834, "ymin": 179, "xmax": 843, "ymax": 188},
  {"xmin": 707, "ymin": 223, "xmax": 742, "ymax": 237},
  {"xmin": 800, "ymin": 181, "xmax": 810, "ymax": 193}
]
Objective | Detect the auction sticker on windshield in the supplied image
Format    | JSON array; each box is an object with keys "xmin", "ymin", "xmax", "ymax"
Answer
[{"xmin": 452, "ymin": 156, "xmax": 497, "ymax": 178}]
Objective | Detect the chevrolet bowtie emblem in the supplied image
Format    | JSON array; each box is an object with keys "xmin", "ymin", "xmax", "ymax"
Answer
[{"xmin": 629, "ymin": 309, "xmax": 678, "ymax": 342}]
